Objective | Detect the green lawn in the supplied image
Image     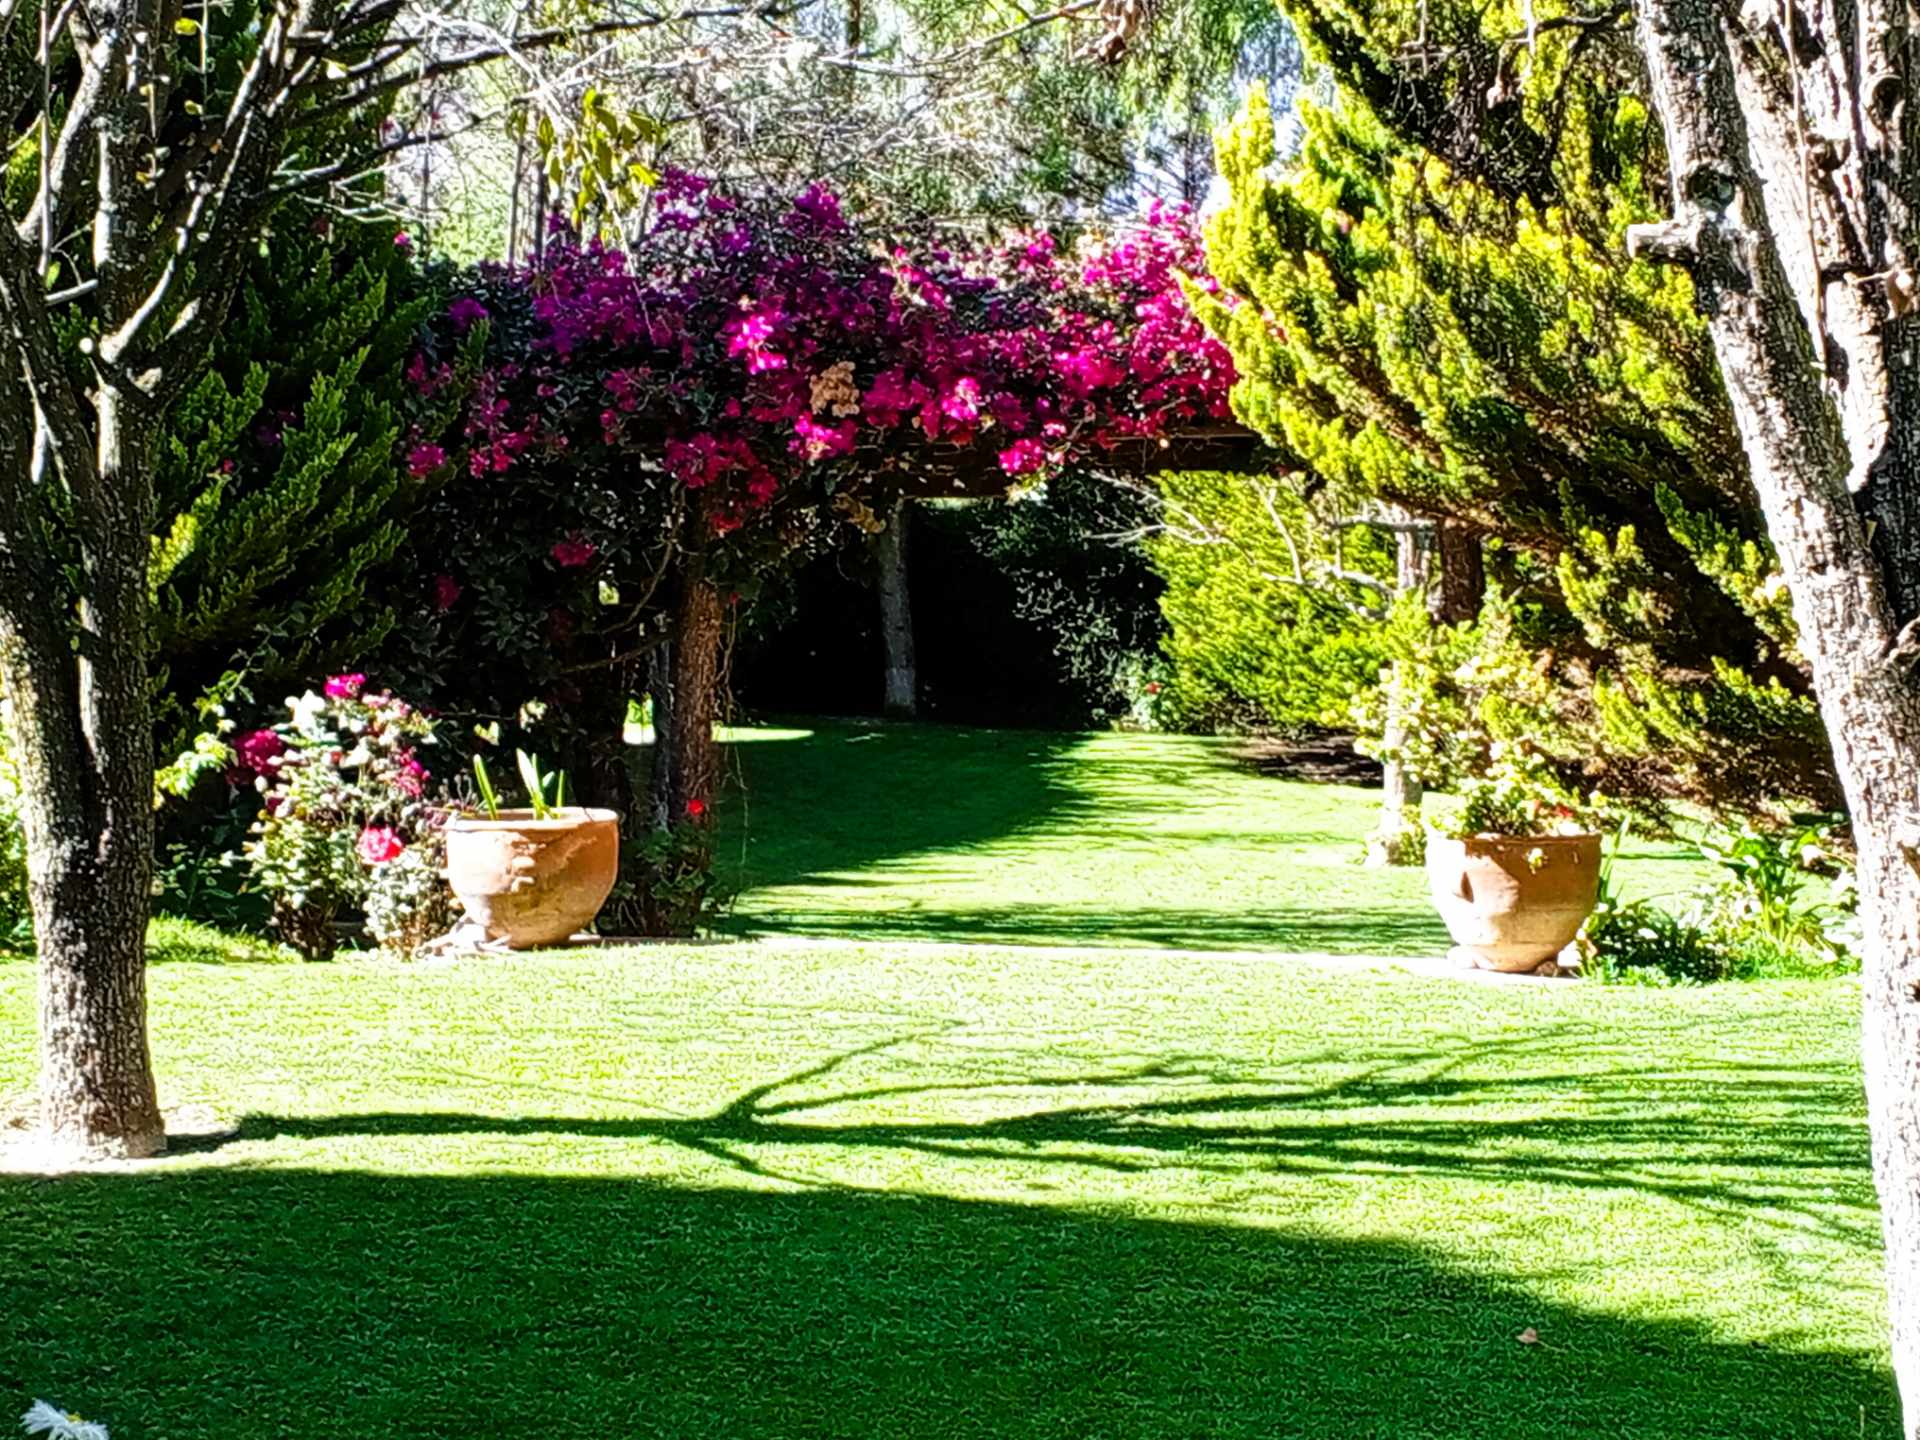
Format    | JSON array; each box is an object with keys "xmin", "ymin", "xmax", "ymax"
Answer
[
  {"xmin": 0, "ymin": 722, "xmax": 1887, "ymax": 1435},
  {"xmin": 715, "ymin": 720, "xmax": 1720, "ymax": 953},
  {"xmin": 0, "ymin": 943, "xmax": 1892, "ymax": 1436}
]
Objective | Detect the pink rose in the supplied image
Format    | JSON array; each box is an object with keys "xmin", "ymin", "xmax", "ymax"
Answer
[
  {"xmin": 408, "ymin": 444, "xmax": 446, "ymax": 478},
  {"xmin": 550, "ymin": 533, "xmax": 597, "ymax": 568},
  {"xmin": 357, "ymin": 826, "xmax": 406, "ymax": 865},
  {"xmin": 324, "ymin": 674, "xmax": 367, "ymax": 699},
  {"xmin": 432, "ymin": 574, "xmax": 462, "ymax": 612}
]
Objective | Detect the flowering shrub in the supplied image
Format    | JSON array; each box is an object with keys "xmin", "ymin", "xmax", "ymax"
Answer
[
  {"xmin": 380, "ymin": 180, "xmax": 1236, "ymax": 785},
  {"xmin": 235, "ymin": 679, "xmax": 456, "ymax": 959},
  {"xmin": 363, "ymin": 844, "xmax": 459, "ymax": 957}
]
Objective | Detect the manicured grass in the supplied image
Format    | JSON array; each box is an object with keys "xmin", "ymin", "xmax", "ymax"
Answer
[
  {"xmin": 0, "ymin": 943, "xmax": 1892, "ymax": 1436},
  {"xmin": 716, "ymin": 721, "xmax": 1722, "ymax": 953}
]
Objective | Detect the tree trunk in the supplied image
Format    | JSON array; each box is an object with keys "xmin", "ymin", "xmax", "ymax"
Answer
[
  {"xmin": 660, "ymin": 565, "xmax": 723, "ymax": 823},
  {"xmin": 874, "ymin": 499, "xmax": 917, "ymax": 718},
  {"xmin": 0, "ymin": 387, "xmax": 165, "ymax": 1159},
  {"xmin": 1432, "ymin": 520, "xmax": 1484, "ymax": 625},
  {"xmin": 1629, "ymin": 0, "xmax": 1920, "ymax": 1425},
  {"xmin": 1367, "ymin": 514, "xmax": 1432, "ymax": 867}
]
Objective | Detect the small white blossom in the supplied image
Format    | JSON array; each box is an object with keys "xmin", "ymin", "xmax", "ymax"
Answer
[
  {"xmin": 21, "ymin": 1400, "xmax": 109, "ymax": 1440},
  {"xmin": 288, "ymin": 691, "xmax": 327, "ymax": 733}
]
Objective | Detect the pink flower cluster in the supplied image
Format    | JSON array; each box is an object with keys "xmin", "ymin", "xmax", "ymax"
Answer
[
  {"xmin": 358, "ymin": 825, "xmax": 406, "ymax": 865},
  {"xmin": 415, "ymin": 177, "xmax": 1235, "ymax": 546}
]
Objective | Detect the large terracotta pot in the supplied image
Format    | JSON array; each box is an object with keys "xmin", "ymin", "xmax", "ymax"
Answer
[
  {"xmin": 444, "ymin": 808, "xmax": 620, "ymax": 949},
  {"xmin": 1426, "ymin": 832, "xmax": 1602, "ymax": 972}
]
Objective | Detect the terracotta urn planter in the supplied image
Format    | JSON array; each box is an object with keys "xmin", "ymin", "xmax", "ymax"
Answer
[
  {"xmin": 444, "ymin": 807, "xmax": 620, "ymax": 948},
  {"xmin": 1426, "ymin": 832, "xmax": 1602, "ymax": 972}
]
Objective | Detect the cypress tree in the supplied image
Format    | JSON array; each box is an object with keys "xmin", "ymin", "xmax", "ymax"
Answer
[
  {"xmin": 1189, "ymin": 72, "xmax": 1835, "ymax": 812},
  {"xmin": 148, "ymin": 215, "xmax": 436, "ymax": 753}
]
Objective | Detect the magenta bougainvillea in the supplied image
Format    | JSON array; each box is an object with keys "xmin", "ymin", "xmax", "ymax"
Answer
[
  {"xmin": 409, "ymin": 174, "xmax": 1234, "ymax": 551},
  {"xmin": 382, "ymin": 179, "xmax": 1236, "ymax": 784}
]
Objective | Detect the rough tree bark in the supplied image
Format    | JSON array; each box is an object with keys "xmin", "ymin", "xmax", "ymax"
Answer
[
  {"xmin": 1628, "ymin": 0, "xmax": 1920, "ymax": 1423},
  {"xmin": 660, "ymin": 562, "xmax": 724, "ymax": 823},
  {"xmin": 1431, "ymin": 520, "xmax": 1485, "ymax": 626},
  {"xmin": 873, "ymin": 499, "xmax": 918, "ymax": 718},
  {"xmin": 0, "ymin": 385, "xmax": 165, "ymax": 1157}
]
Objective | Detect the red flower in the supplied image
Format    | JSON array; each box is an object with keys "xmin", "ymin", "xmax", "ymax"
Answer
[
  {"xmin": 432, "ymin": 573, "xmax": 462, "ymax": 612},
  {"xmin": 686, "ymin": 798, "xmax": 707, "ymax": 818},
  {"xmin": 408, "ymin": 444, "xmax": 447, "ymax": 478},
  {"xmin": 357, "ymin": 825, "xmax": 406, "ymax": 865},
  {"xmin": 550, "ymin": 533, "xmax": 597, "ymax": 568},
  {"xmin": 324, "ymin": 673, "xmax": 367, "ymax": 699},
  {"xmin": 231, "ymin": 728, "xmax": 286, "ymax": 777}
]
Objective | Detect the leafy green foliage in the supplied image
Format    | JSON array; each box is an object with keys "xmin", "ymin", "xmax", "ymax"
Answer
[
  {"xmin": 1352, "ymin": 587, "xmax": 1596, "ymax": 816},
  {"xmin": 1583, "ymin": 897, "xmax": 1739, "ymax": 985},
  {"xmin": 1582, "ymin": 818, "xmax": 1856, "ymax": 984},
  {"xmin": 1146, "ymin": 470, "xmax": 1391, "ymax": 731},
  {"xmin": 1193, "ymin": 55, "xmax": 1835, "ymax": 813},
  {"xmin": 1447, "ymin": 775, "xmax": 1579, "ymax": 839},
  {"xmin": 607, "ymin": 818, "xmax": 731, "ymax": 939},
  {"xmin": 1697, "ymin": 821, "xmax": 1848, "ymax": 956},
  {"xmin": 150, "ymin": 217, "xmax": 440, "ymax": 754},
  {"xmin": 947, "ymin": 474, "xmax": 1168, "ymax": 721}
]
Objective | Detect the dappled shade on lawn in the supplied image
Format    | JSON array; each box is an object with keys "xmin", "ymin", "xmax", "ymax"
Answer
[
  {"xmin": 0, "ymin": 936, "xmax": 1891, "ymax": 1436},
  {"xmin": 0, "ymin": 1168, "xmax": 1894, "ymax": 1438},
  {"xmin": 715, "ymin": 723, "xmax": 1720, "ymax": 954}
]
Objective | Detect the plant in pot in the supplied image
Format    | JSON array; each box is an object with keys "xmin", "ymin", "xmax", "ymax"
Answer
[
  {"xmin": 1349, "ymin": 587, "xmax": 1604, "ymax": 972},
  {"xmin": 1426, "ymin": 762, "xmax": 1603, "ymax": 974},
  {"xmin": 444, "ymin": 750, "xmax": 620, "ymax": 948}
]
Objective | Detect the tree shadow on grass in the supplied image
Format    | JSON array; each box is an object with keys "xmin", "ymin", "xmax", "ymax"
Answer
[
  {"xmin": 0, "ymin": 1163, "xmax": 1894, "ymax": 1438},
  {"xmin": 717, "ymin": 721, "xmax": 1092, "ymax": 892},
  {"xmin": 722, "ymin": 901, "xmax": 1450, "ymax": 954},
  {"xmin": 219, "ymin": 1025, "xmax": 1877, "ymax": 1247},
  {"xmin": 1225, "ymin": 731, "xmax": 1384, "ymax": 785}
]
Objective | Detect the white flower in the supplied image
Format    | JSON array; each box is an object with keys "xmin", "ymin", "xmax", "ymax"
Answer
[
  {"xmin": 289, "ymin": 691, "xmax": 327, "ymax": 733},
  {"xmin": 21, "ymin": 1400, "xmax": 109, "ymax": 1440}
]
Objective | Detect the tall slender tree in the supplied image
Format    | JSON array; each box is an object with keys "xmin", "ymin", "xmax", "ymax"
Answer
[
  {"xmin": 0, "ymin": 0, "xmax": 722, "ymax": 1158},
  {"xmin": 1623, "ymin": 0, "xmax": 1920, "ymax": 1426}
]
